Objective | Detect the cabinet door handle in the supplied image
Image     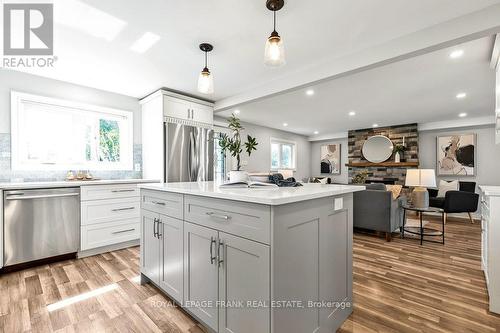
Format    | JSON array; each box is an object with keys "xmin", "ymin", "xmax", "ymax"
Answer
[
  {"xmin": 151, "ymin": 200, "xmax": 166, "ymax": 206},
  {"xmin": 112, "ymin": 228, "xmax": 135, "ymax": 234},
  {"xmin": 206, "ymin": 212, "xmax": 231, "ymax": 220},
  {"xmin": 111, "ymin": 189, "xmax": 135, "ymax": 193},
  {"xmin": 153, "ymin": 218, "xmax": 158, "ymax": 238},
  {"xmin": 157, "ymin": 221, "xmax": 163, "ymax": 238},
  {"xmin": 210, "ymin": 237, "xmax": 217, "ymax": 264},
  {"xmin": 218, "ymin": 241, "xmax": 224, "ymax": 267},
  {"xmin": 112, "ymin": 207, "xmax": 135, "ymax": 212}
]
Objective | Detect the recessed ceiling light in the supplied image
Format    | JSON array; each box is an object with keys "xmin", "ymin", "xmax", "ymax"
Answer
[
  {"xmin": 283, "ymin": 123, "xmax": 288, "ymax": 127},
  {"xmin": 234, "ymin": 109, "xmax": 240, "ymax": 115},
  {"xmin": 449, "ymin": 50, "xmax": 464, "ymax": 59},
  {"xmin": 456, "ymin": 92, "xmax": 467, "ymax": 99},
  {"xmin": 372, "ymin": 123, "xmax": 379, "ymax": 128},
  {"xmin": 306, "ymin": 89, "xmax": 315, "ymax": 96},
  {"xmin": 130, "ymin": 32, "xmax": 160, "ymax": 53},
  {"xmin": 458, "ymin": 112, "xmax": 467, "ymax": 118},
  {"xmin": 313, "ymin": 130, "xmax": 319, "ymax": 135},
  {"xmin": 348, "ymin": 111, "xmax": 356, "ymax": 116}
]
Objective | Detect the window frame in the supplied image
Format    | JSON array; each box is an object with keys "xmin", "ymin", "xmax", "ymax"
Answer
[
  {"xmin": 270, "ymin": 137, "xmax": 297, "ymax": 171},
  {"xmin": 10, "ymin": 91, "xmax": 134, "ymax": 171}
]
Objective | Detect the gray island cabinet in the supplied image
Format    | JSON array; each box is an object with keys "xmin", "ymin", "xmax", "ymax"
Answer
[{"xmin": 139, "ymin": 182, "xmax": 364, "ymax": 333}]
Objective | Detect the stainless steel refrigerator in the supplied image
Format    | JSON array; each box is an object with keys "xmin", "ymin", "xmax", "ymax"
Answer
[{"xmin": 164, "ymin": 121, "xmax": 214, "ymax": 182}]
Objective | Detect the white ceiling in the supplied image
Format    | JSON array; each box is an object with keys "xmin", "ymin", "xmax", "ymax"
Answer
[
  {"xmin": 216, "ymin": 37, "xmax": 497, "ymax": 138},
  {"xmin": 5, "ymin": 0, "xmax": 500, "ymax": 102}
]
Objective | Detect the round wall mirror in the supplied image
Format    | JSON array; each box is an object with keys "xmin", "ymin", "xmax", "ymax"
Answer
[{"xmin": 362, "ymin": 135, "xmax": 394, "ymax": 163}]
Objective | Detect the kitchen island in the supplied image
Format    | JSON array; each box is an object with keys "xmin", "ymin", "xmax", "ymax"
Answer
[{"xmin": 138, "ymin": 182, "xmax": 364, "ymax": 333}]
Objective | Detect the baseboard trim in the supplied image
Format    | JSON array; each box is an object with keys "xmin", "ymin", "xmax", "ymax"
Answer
[{"xmin": 77, "ymin": 239, "xmax": 139, "ymax": 258}]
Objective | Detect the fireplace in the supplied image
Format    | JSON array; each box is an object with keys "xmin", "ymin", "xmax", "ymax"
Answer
[{"xmin": 348, "ymin": 123, "xmax": 419, "ymax": 185}]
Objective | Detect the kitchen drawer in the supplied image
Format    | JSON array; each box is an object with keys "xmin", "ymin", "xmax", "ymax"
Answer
[
  {"xmin": 184, "ymin": 195, "xmax": 271, "ymax": 244},
  {"xmin": 81, "ymin": 219, "xmax": 140, "ymax": 251},
  {"xmin": 81, "ymin": 184, "xmax": 139, "ymax": 201},
  {"xmin": 81, "ymin": 197, "xmax": 140, "ymax": 226},
  {"xmin": 141, "ymin": 190, "xmax": 183, "ymax": 219}
]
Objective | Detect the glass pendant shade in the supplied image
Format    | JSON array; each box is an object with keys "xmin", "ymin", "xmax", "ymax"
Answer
[
  {"xmin": 264, "ymin": 32, "xmax": 285, "ymax": 66},
  {"xmin": 197, "ymin": 68, "xmax": 214, "ymax": 94}
]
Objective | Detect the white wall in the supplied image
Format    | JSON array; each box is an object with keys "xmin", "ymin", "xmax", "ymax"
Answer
[
  {"xmin": 419, "ymin": 125, "xmax": 500, "ymax": 186},
  {"xmin": 215, "ymin": 117, "xmax": 312, "ymax": 181},
  {"xmin": 310, "ymin": 138, "xmax": 349, "ymax": 184},
  {"xmin": 0, "ymin": 70, "xmax": 141, "ymax": 143}
]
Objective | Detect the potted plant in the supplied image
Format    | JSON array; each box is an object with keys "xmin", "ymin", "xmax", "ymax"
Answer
[
  {"xmin": 219, "ymin": 114, "xmax": 258, "ymax": 182},
  {"xmin": 393, "ymin": 145, "xmax": 405, "ymax": 163}
]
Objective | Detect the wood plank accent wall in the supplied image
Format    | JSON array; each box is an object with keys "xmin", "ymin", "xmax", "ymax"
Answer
[{"xmin": 348, "ymin": 123, "xmax": 419, "ymax": 185}]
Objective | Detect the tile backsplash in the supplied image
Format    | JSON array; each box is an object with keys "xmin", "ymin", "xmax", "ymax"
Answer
[{"xmin": 0, "ymin": 133, "xmax": 142, "ymax": 182}]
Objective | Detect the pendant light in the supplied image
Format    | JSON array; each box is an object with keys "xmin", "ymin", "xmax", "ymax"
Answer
[
  {"xmin": 197, "ymin": 43, "xmax": 214, "ymax": 94},
  {"xmin": 264, "ymin": 0, "xmax": 285, "ymax": 67}
]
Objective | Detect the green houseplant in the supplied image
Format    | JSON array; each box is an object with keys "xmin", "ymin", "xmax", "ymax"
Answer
[{"xmin": 219, "ymin": 114, "xmax": 258, "ymax": 181}]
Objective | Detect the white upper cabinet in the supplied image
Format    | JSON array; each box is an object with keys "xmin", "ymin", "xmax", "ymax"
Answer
[
  {"xmin": 163, "ymin": 95, "xmax": 213, "ymax": 124},
  {"xmin": 151, "ymin": 91, "xmax": 214, "ymax": 125},
  {"xmin": 163, "ymin": 96, "xmax": 192, "ymax": 120},
  {"xmin": 190, "ymin": 102, "xmax": 213, "ymax": 124}
]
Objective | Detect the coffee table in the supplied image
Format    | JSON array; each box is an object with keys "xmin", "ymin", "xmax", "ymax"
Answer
[{"xmin": 401, "ymin": 205, "xmax": 445, "ymax": 245}]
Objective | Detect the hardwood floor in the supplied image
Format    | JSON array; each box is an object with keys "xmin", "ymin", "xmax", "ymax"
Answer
[
  {"xmin": 341, "ymin": 217, "xmax": 500, "ymax": 333},
  {"xmin": 0, "ymin": 217, "xmax": 499, "ymax": 332},
  {"xmin": 0, "ymin": 248, "xmax": 205, "ymax": 333}
]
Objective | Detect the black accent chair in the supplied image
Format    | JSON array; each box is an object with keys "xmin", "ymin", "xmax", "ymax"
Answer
[{"xmin": 428, "ymin": 181, "xmax": 479, "ymax": 224}]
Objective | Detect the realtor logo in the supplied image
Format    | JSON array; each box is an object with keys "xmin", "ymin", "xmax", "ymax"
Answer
[{"xmin": 3, "ymin": 3, "xmax": 53, "ymax": 55}]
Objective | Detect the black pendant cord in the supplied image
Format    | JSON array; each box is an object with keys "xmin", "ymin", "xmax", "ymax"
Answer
[
  {"xmin": 204, "ymin": 51, "xmax": 208, "ymax": 69},
  {"xmin": 273, "ymin": 10, "xmax": 276, "ymax": 32}
]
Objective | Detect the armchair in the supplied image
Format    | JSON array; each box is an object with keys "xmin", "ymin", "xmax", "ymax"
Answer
[
  {"xmin": 428, "ymin": 181, "xmax": 479, "ymax": 223},
  {"xmin": 354, "ymin": 183, "xmax": 406, "ymax": 241}
]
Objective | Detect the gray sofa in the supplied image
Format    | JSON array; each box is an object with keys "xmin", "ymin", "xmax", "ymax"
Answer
[{"xmin": 353, "ymin": 183, "xmax": 406, "ymax": 241}]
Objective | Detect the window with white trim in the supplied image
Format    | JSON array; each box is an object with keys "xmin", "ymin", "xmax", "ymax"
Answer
[
  {"xmin": 270, "ymin": 138, "xmax": 296, "ymax": 170},
  {"xmin": 11, "ymin": 91, "xmax": 133, "ymax": 170}
]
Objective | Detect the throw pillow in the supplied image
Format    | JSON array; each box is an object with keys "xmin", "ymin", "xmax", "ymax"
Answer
[
  {"xmin": 437, "ymin": 180, "xmax": 458, "ymax": 198},
  {"xmin": 386, "ymin": 185, "xmax": 403, "ymax": 200}
]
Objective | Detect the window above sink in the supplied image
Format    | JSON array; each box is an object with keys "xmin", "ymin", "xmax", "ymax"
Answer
[{"xmin": 10, "ymin": 91, "xmax": 133, "ymax": 171}]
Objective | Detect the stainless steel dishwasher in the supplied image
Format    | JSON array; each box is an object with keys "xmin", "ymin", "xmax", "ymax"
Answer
[{"xmin": 4, "ymin": 187, "xmax": 80, "ymax": 266}]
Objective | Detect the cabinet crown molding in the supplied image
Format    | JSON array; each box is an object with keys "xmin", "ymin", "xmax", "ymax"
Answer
[{"xmin": 140, "ymin": 89, "xmax": 214, "ymax": 107}]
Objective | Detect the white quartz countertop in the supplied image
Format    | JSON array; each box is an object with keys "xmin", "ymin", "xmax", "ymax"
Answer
[
  {"xmin": 139, "ymin": 181, "xmax": 365, "ymax": 205},
  {"xmin": 479, "ymin": 185, "xmax": 500, "ymax": 196},
  {"xmin": 0, "ymin": 179, "xmax": 159, "ymax": 190}
]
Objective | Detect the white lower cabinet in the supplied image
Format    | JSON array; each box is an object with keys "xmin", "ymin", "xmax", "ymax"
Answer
[
  {"xmin": 479, "ymin": 186, "xmax": 500, "ymax": 314},
  {"xmin": 81, "ymin": 220, "xmax": 139, "ymax": 251},
  {"xmin": 80, "ymin": 183, "xmax": 142, "ymax": 253}
]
